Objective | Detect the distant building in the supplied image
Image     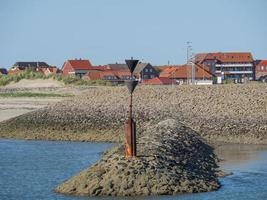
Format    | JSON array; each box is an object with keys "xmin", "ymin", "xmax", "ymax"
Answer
[
  {"xmin": 0, "ymin": 68, "xmax": 8, "ymax": 75},
  {"xmin": 195, "ymin": 52, "xmax": 254, "ymax": 82},
  {"xmin": 83, "ymin": 70, "xmax": 120, "ymax": 84},
  {"xmin": 9, "ymin": 61, "xmax": 51, "ymax": 74},
  {"xmin": 142, "ymin": 77, "xmax": 176, "ymax": 85},
  {"xmin": 106, "ymin": 62, "xmax": 158, "ymax": 81},
  {"xmin": 13, "ymin": 61, "xmax": 50, "ymax": 70},
  {"xmin": 8, "ymin": 67, "xmax": 24, "ymax": 75},
  {"xmin": 154, "ymin": 65, "xmax": 176, "ymax": 73},
  {"xmin": 255, "ymin": 60, "xmax": 267, "ymax": 81},
  {"xmin": 136, "ymin": 63, "xmax": 158, "ymax": 80},
  {"xmin": 83, "ymin": 62, "xmax": 158, "ymax": 83},
  {"xmin": 159, "ymin": 63, "xmax": 214, "ymax": 84},
  {"xmin": 62, "ymin": 59, "xmax": 101, "ymax": 78},
  {"xmin": 38, "ymin": 67, "xmax": 61, "ymax": 76}
]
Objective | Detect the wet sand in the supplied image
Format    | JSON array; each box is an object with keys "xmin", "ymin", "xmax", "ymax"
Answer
[
  {"xmin": 0, "ymin": 97, "xmax": 63, "ymax": 122},
  {"xmin": 0, "ymin": 109, "xmax": 33, "ymax": 122}
]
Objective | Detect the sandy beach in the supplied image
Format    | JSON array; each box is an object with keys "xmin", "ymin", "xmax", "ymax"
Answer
[{"xmin": 0, "ymin": 79, "xmax": 78, "ymax": 122}]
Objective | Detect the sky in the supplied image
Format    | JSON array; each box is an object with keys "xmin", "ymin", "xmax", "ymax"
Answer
[{"xmin": 0, "ymin": 0, "xmax": 266, "ymax": 68}]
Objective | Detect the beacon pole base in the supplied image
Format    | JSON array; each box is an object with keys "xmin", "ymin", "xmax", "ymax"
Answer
[{"xmin": 125, "ymin": 117, "xmax": 136, "ymax": 158}]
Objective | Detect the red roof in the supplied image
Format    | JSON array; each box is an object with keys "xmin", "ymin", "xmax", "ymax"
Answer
[
  {"xmin": 195, "ymin": 52, "xmax": 254, "ymax": 63},
  {"xmin": 85, "ymin": 71, "xmax": 101, "ymax": 80},
  {"xmin": 84, "ymin": 70, "xmax": 118, "ymax": 80},
  {"xmin": 257, "ymin": 60, "xmax": 267, "ymax": 66},
  {"xmin": 160, "ymin": 64, "xmax": 213, "ymax": 79},
  {"xmin": 92, "ymin": 65, "xmax": 109, "ymax": 70},
  {"xmin": 142, "ymin": 77, "xmax": 175, "ymax": 85},
  {"xmin": 68, "ymin": 60, "xmax": 93, "ymax": 70}
]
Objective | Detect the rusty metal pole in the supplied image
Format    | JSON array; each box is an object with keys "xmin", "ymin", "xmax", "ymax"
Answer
[
  {"xmin": 129, "ymin": 77, "xmax": 137, "ymax": 157},
  {"xmin": 125, "ymin": 59, "xmax": 139, "ymax": 158}
]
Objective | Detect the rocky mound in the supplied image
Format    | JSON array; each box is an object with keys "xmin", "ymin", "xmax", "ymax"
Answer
[
  {"xmin": 0, "ymin": 84, "xmax": 266, "ymax": 144},
  {"xmin": 55, "ymin": 119, "xmax": 220, "ymax": 196}
]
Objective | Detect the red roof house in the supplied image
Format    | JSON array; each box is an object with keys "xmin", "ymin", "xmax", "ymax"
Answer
[
  {"xmin": 255, "ymin": 60, "xmax": 267, "ymax": 80},
  {"xmin": 160, "ymin": 64, "xmax": 213, "ymax": 80},
  {"xmin": 84, "ymin": 71, "xmax": 102, "ymax": 80},
  {"xmin": 142, "ymin": 77, "xmax": 176, "ymax": 85},
  {"xmin": 84, "ymin": 70, "xmax": 119, "ymax": 81},
  {"xmin": 195, "ymin": 52, "xmax": 254, "ymax": 63},
  {"xmin": 62, "ymin": 59, "xmax": 95, "ymax": 78},
  {"xmin": 194, "ymin": 52, "xmax": 255, "ymax": 81}
]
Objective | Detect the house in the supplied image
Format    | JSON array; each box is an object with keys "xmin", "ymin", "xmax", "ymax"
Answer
[
  {"xmin": 114, "ymin": 70, "xmax": 134, "ymax": 80},
  {"xmin": 84, "ymin": 70, "xmax": 119, "ymax": 83},
  {"xmin": 8, "ymin": 67, "xmax": 24, "ymax": 74},
  {"xmin": 0, "ymin": 68, "xmax": 8, "ymax": 75},
  {"xmin": 62, "ymin": 59, "xmax": 92, "ymax": 78},
  {"xmin": 136, "ymin": 63, "xmax": 158, "ymax": 80},
  {"xmin": 106, "ymin": 62, "xmax": 158, "ymax": 81},
  {"xmin": 154, "ymin": 65, "xmax": 175, "ymax": 73},
  {"xmin": 12, "ymin": 61, "xmax": 50, "ymax": 70},
  {"xmin": 99, "ymin": 70, "xmax": 119, "ymax": 81},
  {"xmin": 83, "ymin": 71, "xmax": 102, "ymax": 80},
  {"xmin": 9, "ymin": 61, "xmax": 51, "ymax": 74},
  {"xmin": 38, "ymin": 67, "xmax": 60, "ymax": 76},
  {"xmin": 62, "ymin": 59, "xmax": 99, "ymax": 78},
  {"xmin": 255, "ymin": 60, "xmax": 267, "ymax": 81},
  {"xmin": 142, "ymin": 77, "xmax": 176, "ymax": 85},
  {"xmin": 159, "ymin": 64, "xmax": 214, "ymax": 84},
  {"xmin": 195, "ymin": 52, "xmax": 254, "ymax": 82}
]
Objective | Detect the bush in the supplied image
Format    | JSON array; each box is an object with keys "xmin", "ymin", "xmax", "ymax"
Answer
[
  {"xmin": 0, "ymin": 75, "xmax": 10, "ymax": 86},
  {"xmin": 222, "ymin": 79, "xmax": 235, "ymax": 84},
  {"xmin": 0, "ymin": 71, "xmax": 114, "ymax": 87}
]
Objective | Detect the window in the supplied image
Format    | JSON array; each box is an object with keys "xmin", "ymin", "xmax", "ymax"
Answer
[
  {"xmin": 145, "ymin": 68, "xmax": 148, "ymax": 72},
  {"xmin": 150, "ymin": 75, "xmax": 154, "ymax": 79},
  {"xmin": 149, "ymin": 68, "xmax": 153, "ymax": 72}
]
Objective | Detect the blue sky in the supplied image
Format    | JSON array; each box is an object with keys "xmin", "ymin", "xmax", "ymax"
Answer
[{"xmin": 0, "ymin": 0, "xmax": 266, "ymax": 68}]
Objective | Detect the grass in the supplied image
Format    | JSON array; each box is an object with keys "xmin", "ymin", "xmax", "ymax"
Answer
[
  {"xmin": 0, "ymin": 92, "xmax": 74, "ymax": 98},
  {"xmin": 0, "ymin": 70, "xmax": 114, "ymax": 86}
]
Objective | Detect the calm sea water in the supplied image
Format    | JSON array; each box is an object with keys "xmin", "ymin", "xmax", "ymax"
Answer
[{"xmin": 0, "ymin": 140, "xmax": 267, "ymax": 200}]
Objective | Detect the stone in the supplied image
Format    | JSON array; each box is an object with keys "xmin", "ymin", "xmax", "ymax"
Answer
[{"xmin": 55, "ymin": 119, "xmax": 221, "ymax": 196}]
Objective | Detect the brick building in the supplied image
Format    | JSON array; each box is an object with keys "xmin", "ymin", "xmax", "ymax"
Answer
[
  {"xmin": 255, "ymin": 60, "xmax": 267, "ymax": 81},
  {"xmin": 159, "ymin": 64, "xmax": 213, "ymax": 84},
  {"xmin": 62, "ymin": 59, "xmax": 99, "ymax": 78},
  {"xmin": 195, "ymin": 52, "xmax": 254, "ymax": 82}
]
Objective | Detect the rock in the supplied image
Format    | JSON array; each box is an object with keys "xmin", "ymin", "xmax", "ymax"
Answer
[
  {"xmin": 0, "ymin": 84, "xmax": 266, "ymax": 144},
  {"xmin": 55, "ymin": 119, "xmax": 220, "ymax": 196}
]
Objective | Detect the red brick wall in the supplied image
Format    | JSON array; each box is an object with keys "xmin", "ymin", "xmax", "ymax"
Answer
[{"xmin": 62, "ymin": 61, "xmax": 74, "ymax": 75}]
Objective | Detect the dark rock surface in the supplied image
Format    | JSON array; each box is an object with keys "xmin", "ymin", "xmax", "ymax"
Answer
[{"xmin": 55, "ymin": 119, "xmax": 220, "ymax": 196}]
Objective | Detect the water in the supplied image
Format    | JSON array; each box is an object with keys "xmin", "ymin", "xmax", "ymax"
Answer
[
  {"xmin": 1, "ymin": 140, "xmax": 267, "ymax": 200},
  {"xmin": 0, "ymin": 139, "xmax": 114, "ymax": 200}
]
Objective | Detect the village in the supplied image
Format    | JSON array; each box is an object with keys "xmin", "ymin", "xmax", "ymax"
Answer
[{"xmin": 1, "ymin": 51, "xmax": 267, "ymax": 85}]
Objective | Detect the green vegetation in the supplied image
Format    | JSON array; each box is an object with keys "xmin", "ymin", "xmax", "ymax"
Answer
[
  {"xmin": 50, "ymin": 74, "xmax": 114, "ymax": 86},
  {"xmin": 0, "ymin": 70, "xmax": 113, "ymax": 86},
  {"xmin": 222, "ymin": 79, "xmax": 235, "ymax": 84},
  {"xmin": 0, "ymin": 92, "xmax": 74, "ymax": 98}
]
